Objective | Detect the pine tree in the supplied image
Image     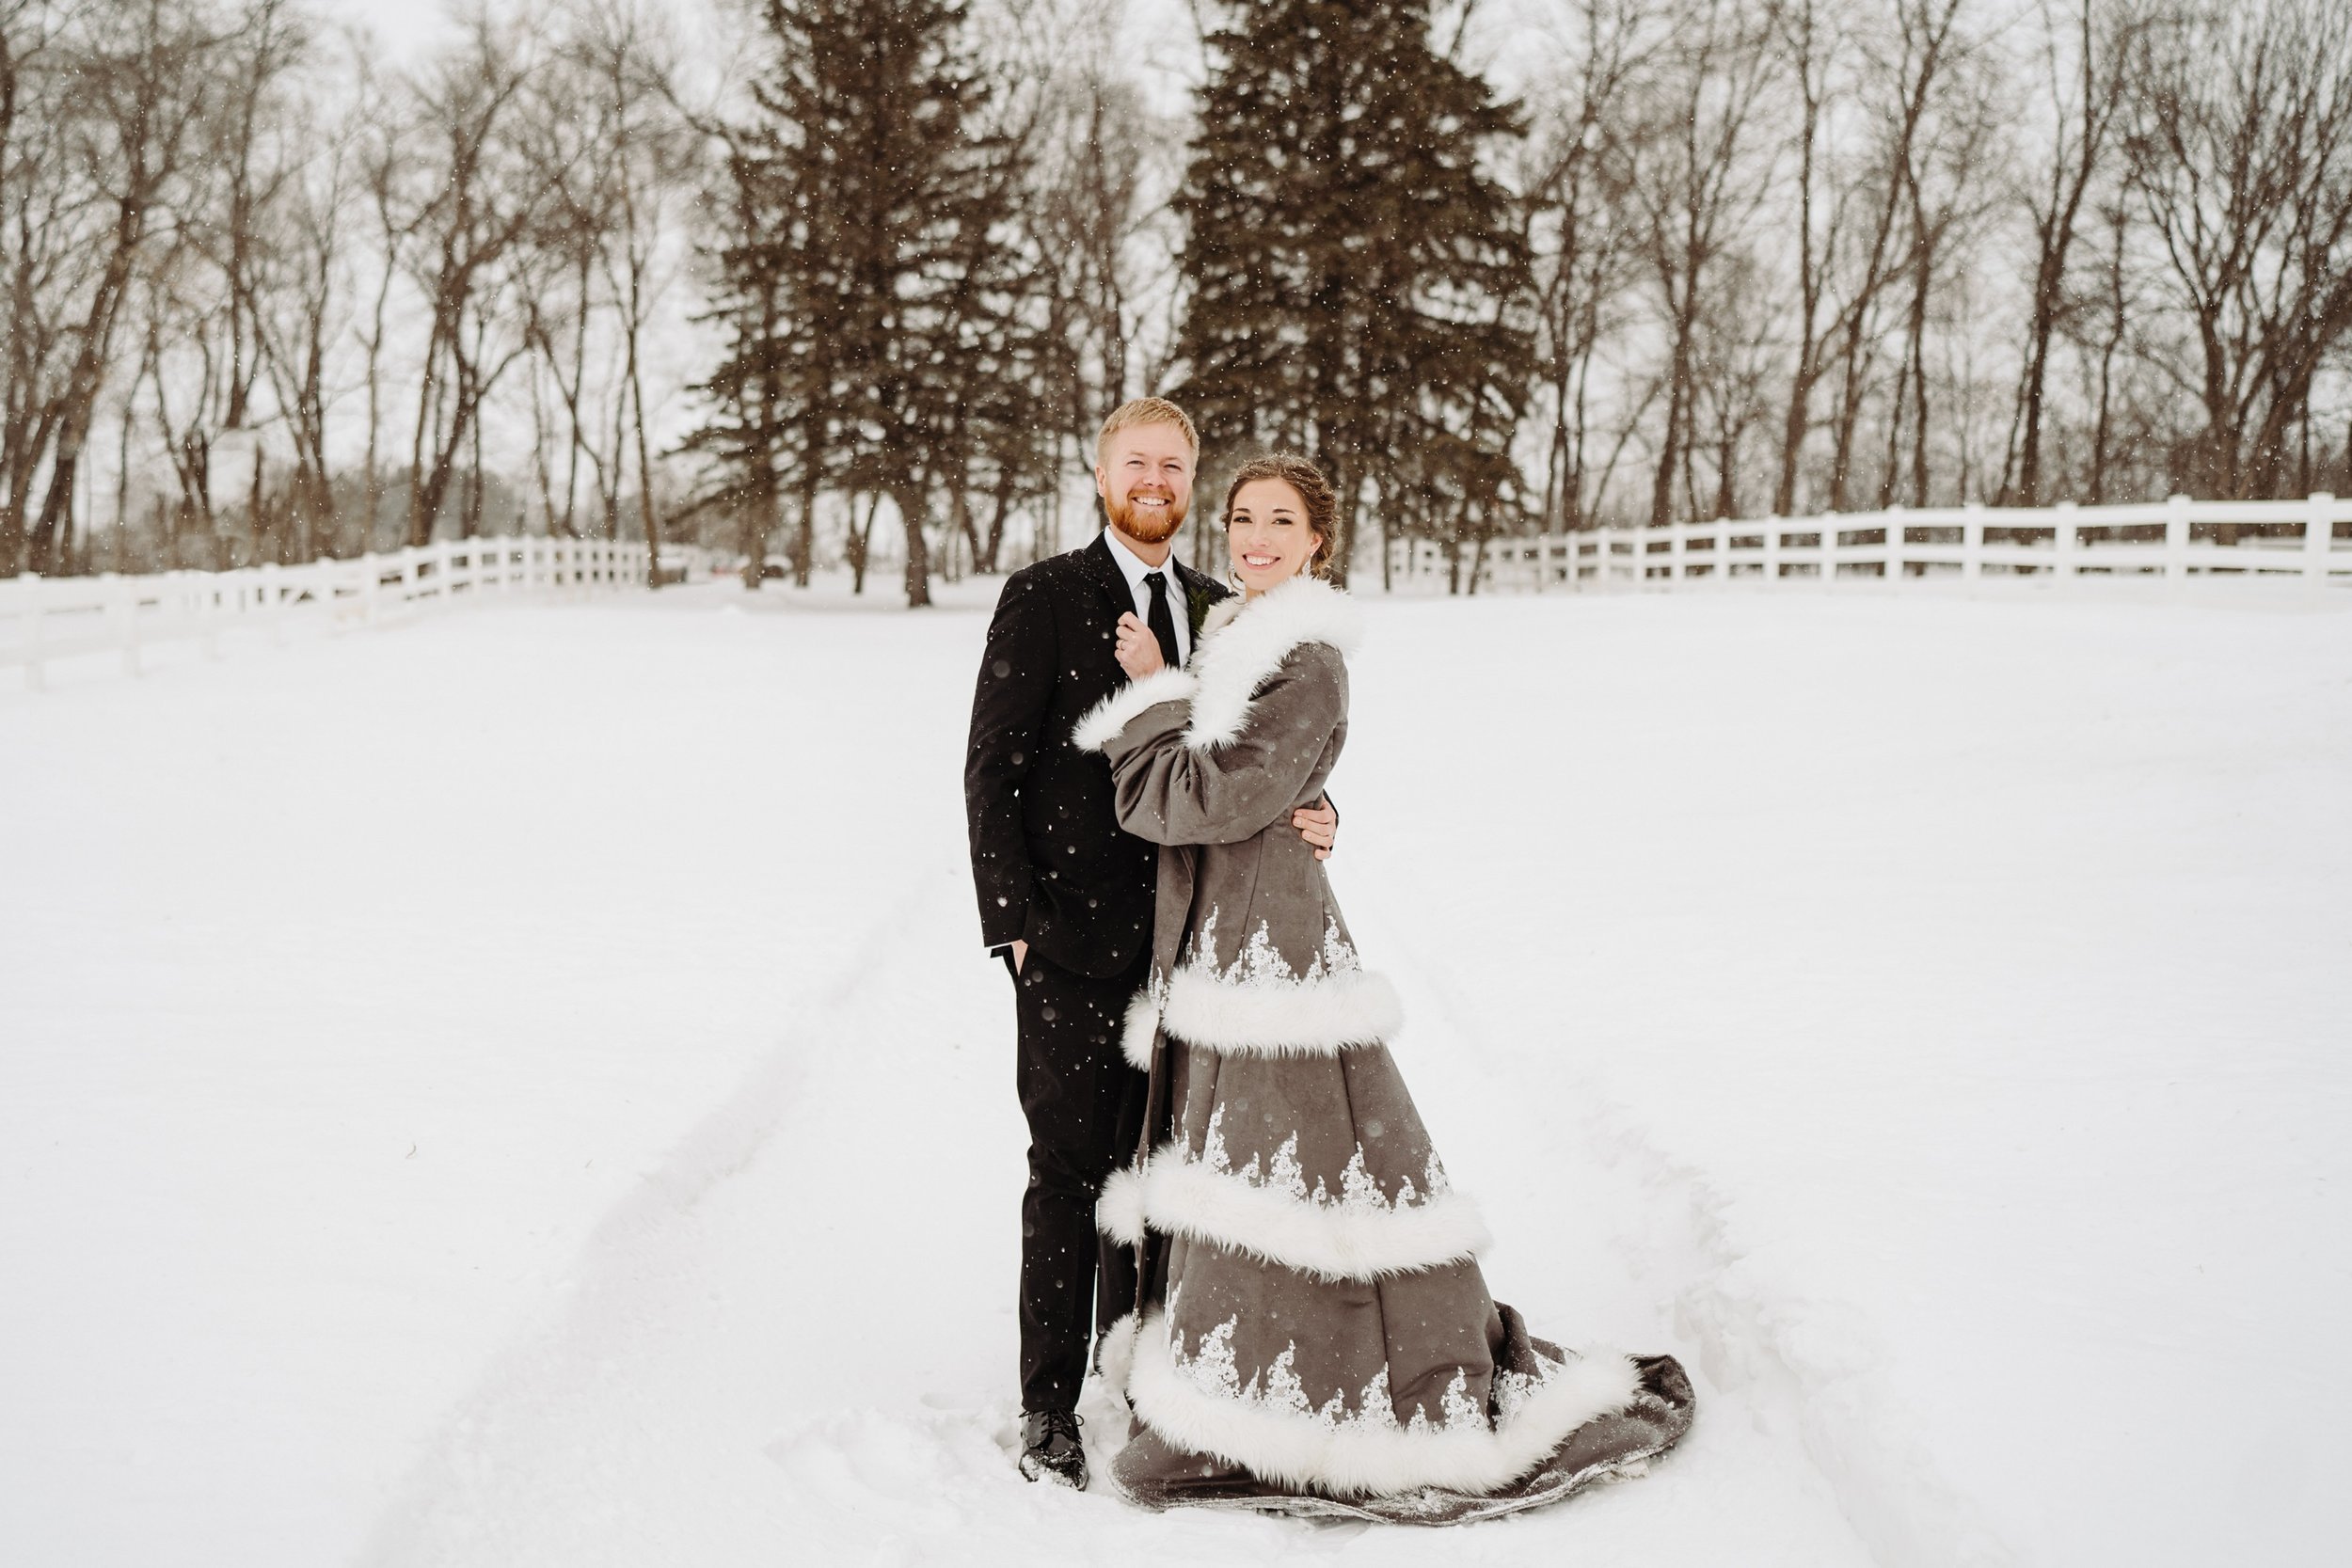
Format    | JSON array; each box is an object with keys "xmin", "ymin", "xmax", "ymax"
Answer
[
  {"xmin": 1173, "ymin": 0, "xmax": 1534, "ymax": 584},
  {"xmin": 688, "ymin": 0, "xmax": 1026, "ymax": 606},
  {"xmin": 684, "ymin": 123, "xmax": 812, "ymax": 589}
]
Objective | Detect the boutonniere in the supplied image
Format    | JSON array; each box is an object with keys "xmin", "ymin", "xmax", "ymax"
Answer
[{"xmin": 1184, "ymin": 578, "xmax": 1216, "ymax": 641}]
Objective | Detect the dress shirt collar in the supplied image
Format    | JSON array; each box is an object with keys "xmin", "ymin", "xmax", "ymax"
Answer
[{"xmin": 1100, "ymin": 527, "xmax": 1177, "ymax": 595}]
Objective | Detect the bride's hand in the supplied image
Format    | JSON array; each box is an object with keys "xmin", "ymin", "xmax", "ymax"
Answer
[{"xmin": 1114, "ymin": 612, "xmax": 1166, "ymax": 678}]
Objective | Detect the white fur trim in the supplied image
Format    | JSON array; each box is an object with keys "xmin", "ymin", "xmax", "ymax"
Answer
[
  {"xmin": 1097, "ymin": 1164, "xmax": 1148, "ymax": 1247},
  {"xmin": 1129, "ymin": 1317, "xmax": 1646, "ymax": 1497},
  {"xmin": 1130, "ymin": 1144, "xmax": 1490, "ymax": 1281},
  {"xmin": 1161, "ymin": 964, "xmax": 1402, "ymax": 1055},
  {"xmin": 1073, "ymin": 668, "xmax": 1200, "ymax": 753},
  {"xmin": 1095, "ymin": 1311, "xmax": 1140, "ymax": 1399},
  {"xmin": 1180, "ymin": 575, "xmax": 1363, "ymax": 751},
  {"xmin": 1120, "ymin": 990, "xmax": 1161, "ymax": 1071}
]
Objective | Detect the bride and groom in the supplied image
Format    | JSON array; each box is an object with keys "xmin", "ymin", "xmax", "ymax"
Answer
[{"xmin": 962, "ymin": 398, "xmax": 1693, "ymax": 1522}]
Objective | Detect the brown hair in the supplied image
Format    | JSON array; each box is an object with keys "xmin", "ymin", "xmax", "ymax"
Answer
[
  {"xmin": 1222, "ymin": 452, "xmax": 1338, "ymax": 578},
  {"xmin": 1095, "ymin": 397, "xmax": 1200, "ymax": 464}
]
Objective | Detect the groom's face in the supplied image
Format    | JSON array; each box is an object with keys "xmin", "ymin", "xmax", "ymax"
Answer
[{"xmin": 1096, "ymin": 422, "xmax": 1194, "ymax": 546}]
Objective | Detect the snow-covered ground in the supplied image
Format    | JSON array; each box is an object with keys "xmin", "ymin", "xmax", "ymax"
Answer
[{"xmin": 3, "ymin": 576, "xmax": 2346, "ymax": 1567}]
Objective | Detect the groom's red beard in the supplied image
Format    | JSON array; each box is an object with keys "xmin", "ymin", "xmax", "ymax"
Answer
[{"xmin": 1107, "ymin": 487, "xmax": 1187, "ymax": 544}]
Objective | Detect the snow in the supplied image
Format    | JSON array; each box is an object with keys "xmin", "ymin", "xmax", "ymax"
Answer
[{"xmin": 3, "ymin": 576, "xmax": 2347, "ymax": 1567}]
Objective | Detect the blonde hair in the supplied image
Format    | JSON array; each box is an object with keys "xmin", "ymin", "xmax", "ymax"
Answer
[
  {"xmin": 1223, "ymin": 452, "xmax": 1338, "ymax": 578},
  {"xmin": 1095, "ymin": 397, "xmax": 1200, "ymax": 465}
]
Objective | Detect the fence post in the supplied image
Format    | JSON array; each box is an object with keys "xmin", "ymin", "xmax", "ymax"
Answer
[
  {"xmin": 1820, "ymin": 516, "xmax": 1838, "ymax": 579},
  {"xmin": 2166, "ymin": 494, "xmax": 2192, "ymax": 579},
  {"xmin": 17, "ymin": 574, "xmax": 43, "ymax": 692},
  {"xmin": 198, "ymin": 574, "xmax": 221, "ymax": 661},
  {"xmin": 1963, "ymin": 503, "xmax": 1984, "ymax": 580},
  {"xmin": 2306, "ymin": 493, "xmax": 2336, "ymax": 580},
  {"xmin": 261, "ymin": 562, "xmax": 286, "ymax": 645},
  {"xmin": 2053, "ymin": 501, "xmax": 2077, "ymax": 578},
  {"xmin": 115, "ymin": 573, "xmax": 140, "ymax": 675},
  {"xmin": 1885, "ymin": 505, "xmax": 1905, "ymax": 579},
  {"xmin": 1761, "ymin": 517, "xmax": 1781, "ymax": 580}
]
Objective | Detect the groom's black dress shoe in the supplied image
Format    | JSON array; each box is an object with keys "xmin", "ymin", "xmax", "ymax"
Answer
[{"xmin": 1018, "ymin": 1410, "xmax": 1087, "ymax": 1490}]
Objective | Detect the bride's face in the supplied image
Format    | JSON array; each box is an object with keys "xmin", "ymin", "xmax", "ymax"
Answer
[{"xmin": 1226, "ymin": 479, "xmax": 1322, "ymax": 595}]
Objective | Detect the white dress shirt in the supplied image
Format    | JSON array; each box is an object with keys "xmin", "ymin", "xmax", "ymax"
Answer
[{"xmin": 1101, "ymin": 529, "xmax": 1191, "ymax": 670}]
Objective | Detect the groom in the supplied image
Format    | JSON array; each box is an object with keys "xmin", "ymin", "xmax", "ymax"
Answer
[{"xmin": 964, "ymin": 397, "xmax": 1337, "ymax": 1488}]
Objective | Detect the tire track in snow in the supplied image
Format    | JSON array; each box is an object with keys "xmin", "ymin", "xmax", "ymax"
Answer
[
  {"xmin": 354, "ymin": 868, "xmax": 960, "ymax": 1567},
  {"xmin": 1399, "ymin": 950, "xmax": 2013, "ymax": 1568},
  {"xmin": 349, "ymin": 863, "xmax": 1329, "ymax": 1568},
  {"xmin": 352, "ymin": 861, "xmax": 1918, "ymax": 1566}
]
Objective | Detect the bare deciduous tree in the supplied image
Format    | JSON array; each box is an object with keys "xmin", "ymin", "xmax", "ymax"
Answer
[
  {"xmin": 2127, "ymin": 0, "xmax": 2352, "ymax": 499},
  {"xmin": 1625, "ymin": 0, "xmax": 1776, "ymax": 527},
  {"xmin": 1520, "ymin": 0, "xmax": 1652, "ymax": 532},
  {"xmin": 1999, "ymin": 0, "xmax": 2143, "ymax": 505}
]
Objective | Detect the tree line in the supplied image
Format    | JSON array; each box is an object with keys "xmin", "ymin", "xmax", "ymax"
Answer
[
  {"xmin": 3, "ymin": 0, "xmax": 697, "ymax": 581},
  {"xmin": 6, "ymin": 0, "xmax": 2350, "ymax": 599}
]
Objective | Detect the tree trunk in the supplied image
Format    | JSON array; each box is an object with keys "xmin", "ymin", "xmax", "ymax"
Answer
[
  {"xmin": 980, "ymin": 462, "xmax": 1014, "ymax": 574},
  {"xmin": 898, "ymin": 484, "xmax": 931, "ymax": 608},
  {"xmin": 628, "ymin": 320, "xmax": 662, "ymax": 588},
  {"xmin": 1651, "ymin": 297, "xmax": 1693, "ymax": 529},
  {"xmin": 1327, "ymin": 454, "xmax": 1356, "ymax": 589},
  {"xmin": 847, "ymin": 491, "xmax": 877, "ymax": 594},
  {"xmin": 793, "ymin": 467, "xmax": 817, "ymax": 588},
  {"xmin": 951, "ymin": 474, "xmax": 981, "ymax": 580}
]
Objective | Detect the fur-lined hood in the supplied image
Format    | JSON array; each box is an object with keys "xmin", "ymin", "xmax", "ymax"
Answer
[{"xmin": 1073, "ymin": 573, "xmax": 1362, "ymax": 753}]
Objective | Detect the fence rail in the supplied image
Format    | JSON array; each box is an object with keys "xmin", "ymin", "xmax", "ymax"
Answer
[
  {"xmin": 1391, "ymin": 494, "xmax": 2352, "ymax": 594},
  {"xmin": 2, "ymin": 536, "xmax": 704, "ymax": 690}
]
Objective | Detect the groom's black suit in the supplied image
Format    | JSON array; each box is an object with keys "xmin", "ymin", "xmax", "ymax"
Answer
[{"xmin": 965, "ymin": 531, "xmax": 1227, "ymax": 1415}]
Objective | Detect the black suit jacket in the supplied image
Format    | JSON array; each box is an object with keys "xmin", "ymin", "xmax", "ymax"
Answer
[{"xmin": 965, "ymin": 532, "xmax": 1231, "ymax": 978}]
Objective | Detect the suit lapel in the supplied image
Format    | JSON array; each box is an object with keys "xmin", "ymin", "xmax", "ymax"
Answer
[
  {"xmin": 1174, "ymin": 559, "xmax": 1229, "ymax": 641},
  {"xmin": 1078, "ymin": 531, "xmax": 1131, "ymax": 623}
]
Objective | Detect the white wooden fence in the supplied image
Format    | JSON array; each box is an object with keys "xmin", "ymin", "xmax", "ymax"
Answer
[
  {"xmin": 1390, "ymin": 493, "xmax": 2352, "ymax": 593},
  {"xmin": 1, "ymin": 535, "xmax": 706, "ymax": 691}
]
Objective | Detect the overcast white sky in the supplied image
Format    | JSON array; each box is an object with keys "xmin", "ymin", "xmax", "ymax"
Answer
[
  {"xmin": 310, "ymin": 0, "xmax": 1559, "ymax": 98},
  {"xmin": 310, "ymin": 0, "xmax": 460, "ymax": 58}
]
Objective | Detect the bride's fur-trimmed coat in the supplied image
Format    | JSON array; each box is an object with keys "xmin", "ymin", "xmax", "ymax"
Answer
[{"xmin": 1073, "ymin": 574, "xmax": 1693, "ymax": 1523}]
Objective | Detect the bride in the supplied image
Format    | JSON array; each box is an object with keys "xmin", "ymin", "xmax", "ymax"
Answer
[{"xmin": 1071, "ymin": 452, "xmax": 1694, "ymax": 1523}]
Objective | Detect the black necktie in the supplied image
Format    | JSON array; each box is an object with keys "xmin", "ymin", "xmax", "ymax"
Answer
[{"xmin": 1143, "ymin": 571, "xmax": 1182, "ymax": 671}]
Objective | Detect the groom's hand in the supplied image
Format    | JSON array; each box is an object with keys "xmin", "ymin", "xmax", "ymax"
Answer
[{"xmin": 1294, "ymin": 798, "xmax": 1337, "ymax": 862}]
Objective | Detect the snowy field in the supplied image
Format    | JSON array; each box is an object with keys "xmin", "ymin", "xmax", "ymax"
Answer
[{"xmin": 3, "ymin": 575, "xmax": 2347, "ymax": 1567}]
